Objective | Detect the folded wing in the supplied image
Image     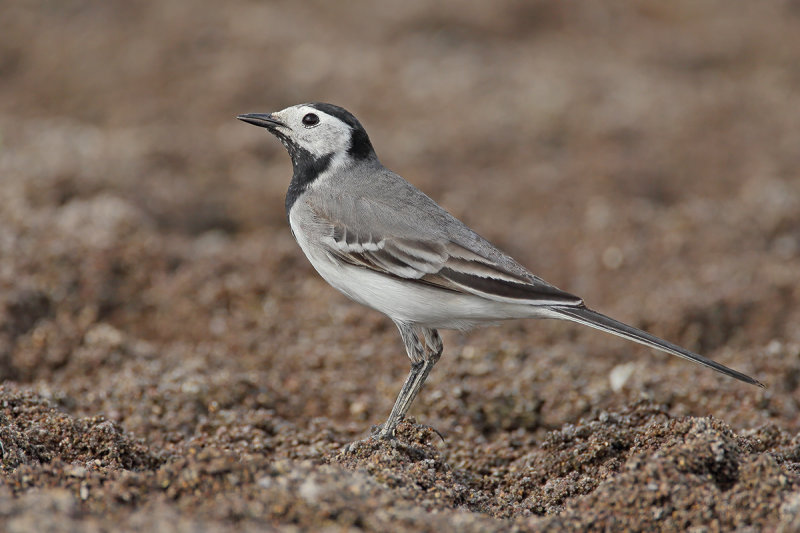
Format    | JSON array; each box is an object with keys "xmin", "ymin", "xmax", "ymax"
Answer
[{"xmin": 313, "ymin": 197, "xmax": 583, "ymax": 307}]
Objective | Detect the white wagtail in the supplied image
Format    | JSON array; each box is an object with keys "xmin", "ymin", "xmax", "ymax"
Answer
[{"xmin": 238, "ymin": 103, "xmax": 763, "ymax": 439}]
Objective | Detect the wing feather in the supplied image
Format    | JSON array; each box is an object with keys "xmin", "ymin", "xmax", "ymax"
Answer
[{"xmin": 308, "ymin": 191, "xmax": 583, "ymax": 306}]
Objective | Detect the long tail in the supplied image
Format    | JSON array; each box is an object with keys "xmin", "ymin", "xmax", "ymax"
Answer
[{"xmin": 548, "ymin": 306, "xmax": 764, "ymax": 388}]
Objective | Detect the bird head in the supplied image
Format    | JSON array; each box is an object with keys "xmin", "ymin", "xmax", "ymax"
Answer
[{"xmin": 238, "ymin": 103, "xmax": 375, "ymax": 166}]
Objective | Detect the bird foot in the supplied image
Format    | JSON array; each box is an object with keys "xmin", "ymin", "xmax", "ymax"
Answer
[
  {"xmin": 340, "ymin": 430, "xmax": 395, "ymax": 455},
  {"xmin": 340, "ymin": 419, "xmax": 445, "ymax": 455},
  {"xmin": 369, "ymin": 423, "xmax": 396, "ymax": 440}
]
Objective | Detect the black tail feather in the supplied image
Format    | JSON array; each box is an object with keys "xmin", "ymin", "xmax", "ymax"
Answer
[{"xmin": 549, "ymin": 306, "xmax": 764, "ymax": 388}]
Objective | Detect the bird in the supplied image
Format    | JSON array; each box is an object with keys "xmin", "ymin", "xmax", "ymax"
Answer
[{"xmin": 237, "ymin": 103, "xmax": 764, "ymax": 439}]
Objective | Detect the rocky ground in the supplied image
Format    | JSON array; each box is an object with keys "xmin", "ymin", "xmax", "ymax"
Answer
[{"xmin": 1, "ymin": 1, "xmax": 799, "ymax": 531}]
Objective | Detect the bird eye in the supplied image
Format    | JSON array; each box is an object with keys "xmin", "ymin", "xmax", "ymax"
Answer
[{"xmin": 302, "ymin": 113, "xmax": 320, "ymax": 127}]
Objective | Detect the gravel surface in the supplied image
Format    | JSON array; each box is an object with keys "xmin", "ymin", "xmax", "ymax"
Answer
[{"xmin": 1, "ymin": 1, "xmax": 799, "ymax": 530}]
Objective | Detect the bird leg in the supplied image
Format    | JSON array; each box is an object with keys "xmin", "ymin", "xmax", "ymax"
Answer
[
  {"xmin": 374, "ymin": 324, "xmax": 442, "ymax": 439},
  {"xmin": 374, "ymin": 359, "xmax": 434, "ymax": 439}
]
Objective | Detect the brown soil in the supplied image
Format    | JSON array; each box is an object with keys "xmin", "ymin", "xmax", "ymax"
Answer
[{"xmin": 1, "ymin": 1, "xmax": 799, "ymax": 531}]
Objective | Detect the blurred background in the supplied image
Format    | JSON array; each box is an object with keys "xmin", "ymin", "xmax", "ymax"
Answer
[{"xmin": 1, "ymin": 0, "xmax": 799, "ymax": 443}]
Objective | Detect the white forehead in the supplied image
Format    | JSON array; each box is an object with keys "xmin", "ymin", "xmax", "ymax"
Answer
[
  {"xmin": 272, "ymin": 104, "xmax": 318, "ymax": 121},
  {"xmin": 271, "ymin": 104, "xmax": 353, "ymax": 158}
]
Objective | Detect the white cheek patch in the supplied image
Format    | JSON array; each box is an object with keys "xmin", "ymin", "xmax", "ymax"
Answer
[
  {"xmin": 302, "ymin": 123, "xmax": 352, "ymax": 158},
  {"xmin": 274, "ymin": 105, "xmax": 354, "ymax": 159}
]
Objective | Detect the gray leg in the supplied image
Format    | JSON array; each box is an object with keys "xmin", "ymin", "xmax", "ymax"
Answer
[{"xmin": 375, "ymin": 323, "xmax": 442, "ymax": 439}]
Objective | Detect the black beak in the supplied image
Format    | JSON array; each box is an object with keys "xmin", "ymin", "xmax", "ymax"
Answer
[{"xmin": 236, "ymin": 113, "xmax": 285, "ymax": 129}]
